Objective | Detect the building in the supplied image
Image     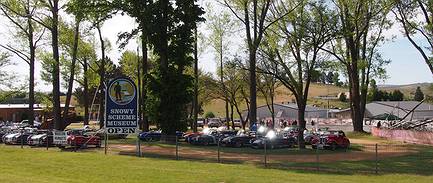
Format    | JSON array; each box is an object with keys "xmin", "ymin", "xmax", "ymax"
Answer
[
  {"xmin": 364, "ymin": 101, "xmax": 433, "ymax": 120},
  {"xmin": 0, "ymin": 104, "xmax": 75, "ymax": 122},
  {"xmin": 244, "ymin": 103, "xmax": 328, "ymax": 123},
  {"xmin": 330, "ymin": 101, "xmax": 433, "ymax": 121}
]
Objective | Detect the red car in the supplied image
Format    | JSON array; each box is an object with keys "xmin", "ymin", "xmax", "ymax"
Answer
[
  {"xmin": 66, "ymin": 130, "xmax": 101, "ymax": 148},
  {"xmin": 311, "ymin": 130, "xmax": 350, "ymax": 150}
]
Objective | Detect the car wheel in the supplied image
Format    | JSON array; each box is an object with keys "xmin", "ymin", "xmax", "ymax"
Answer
[
  {"xmin": 203, "ymin": 141, "xmax": 209, "ymax": 146},
  {"xmin": 331, "ymin": 142, "xmax": 337, "ymax": 151},
  {"xmin": 235, "ymin": 142, "xmax": 242, "ymax": 148},
  {"xmin": 312, "ymin": 145, "xmax": 317, "ymax": 149}
]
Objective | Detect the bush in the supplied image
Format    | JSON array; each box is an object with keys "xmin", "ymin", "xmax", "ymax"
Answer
[
  {"xmin": 339, "ymin": 93, "xmax": 347, "ymax": 102},
  {"xmin": 204, "ymin": 111, "xmax": 215, "ymax": 119}
]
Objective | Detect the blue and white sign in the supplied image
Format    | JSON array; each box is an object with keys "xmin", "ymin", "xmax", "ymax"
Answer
[{"xmin": 105, "ymin": 77, "xmax": 138, "ymax": 134}]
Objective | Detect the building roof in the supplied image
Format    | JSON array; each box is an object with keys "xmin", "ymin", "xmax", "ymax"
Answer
[
  {"xmin": 0, "ymin": 104, "xmax": 74, "ymax": 109},
  {"xmin": 365, "ymin": 101, "xmax": 433, "ymax": 119},
  {"xmin": 257, "ymin": 103, "xmax": 327, "ymax": 112}
]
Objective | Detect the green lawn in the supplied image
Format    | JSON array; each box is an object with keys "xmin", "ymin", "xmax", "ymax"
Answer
[{"xmin": 0, "ymin": 145, "xmax": 432, "ymax": 183}]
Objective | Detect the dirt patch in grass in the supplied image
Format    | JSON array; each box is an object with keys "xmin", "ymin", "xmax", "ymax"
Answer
[{"xmin": 109, "ymin": 138, "xmax": 417, "ymax": 163}]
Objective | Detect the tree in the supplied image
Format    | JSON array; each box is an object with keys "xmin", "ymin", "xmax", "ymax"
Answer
[
  {"xmin": 205, "ymin": 3, "xmax": 237, "ymax": 129},
  {"xmin": 414, "ymin": 86, "xmax": 424, "ymax": 101},
  {"xmin": 326, "ymin": 71, "xmax": 335, "ymax": 84},
  {"xmin": 324, "ymin": 0, "xmax": 392, "ymax": 132},
  {"xmin": 393, "ymin": 0, "xmax": 433, "ymax": 74},
  {"xmin": 257, "ymin": 55, "xmax": 281, "ymax": 128},
  {"xmin": 339, "ymin": 92, "xmax": 347, "ymax": 102},
  {"xmin": 115, "ymin": 0, "xmax": 151, "ymax": 131},
  {"xmin": 69, "ymin": 0, "xmax": 116, "ymax": 129},
  {"xmin": 222, "ymin": 59, "xmax": 250, "ymax": 129},
  {"xmin": 367, "ymin": 79, "xmax": 380, "ymax": 101},
  {"xmin": 223, "ymin": 0, "xmax": 288, "ymax": 127},
  {"xmin": 204, "ymin": 111, "xmax": 215, "ymax": 119},
  {"xmin": 332, "ymin": 72, "xmax": 341, "ymax": 86},
  {"xmin": 31, "ymin": 0, "xmax": 65, "ymax": 129},
  {"xmin": 0, "ymin": 53, "xmax": 16, "ymax": 87},
  {"xmin": 390, "ymin": 90, "xmax": 404, "ymax": 101},
  {"xmin": 259, "ymin": 0, "xmax": 336, "ymax": 148},
  {"xmin": 0, "ymin": 0, "xmax": 45, "ymax": 126},
  {"xmin": 144, "ymin": 0, "xmax": 204, "ymax": 135}
]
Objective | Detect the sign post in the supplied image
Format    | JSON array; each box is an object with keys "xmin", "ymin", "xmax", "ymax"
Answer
[{"xmin": 104, "ymin": 77, "xmax": 138, "ymax": 154}]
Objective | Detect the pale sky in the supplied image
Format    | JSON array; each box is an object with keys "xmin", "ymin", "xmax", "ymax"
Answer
[{"xmin": 0, "ymin": 1, "xmax": 432, "ymax": 93}]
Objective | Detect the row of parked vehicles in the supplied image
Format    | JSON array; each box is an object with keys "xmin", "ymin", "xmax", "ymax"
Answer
[
  {"xmin": 138, "ymin": 126, "xmax": 351, "ymax": 150},
  {"xmin": 0, "ymin": 123, "xmax": 102, "ymax": 148}
]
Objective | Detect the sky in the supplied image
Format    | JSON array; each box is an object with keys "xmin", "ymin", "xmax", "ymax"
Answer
[{"xmin": 0, "ymin": 1, "xmax": 432, "ymax": 93}]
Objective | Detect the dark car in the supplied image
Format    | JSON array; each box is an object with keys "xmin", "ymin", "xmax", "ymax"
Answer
[
  {"xmin": 221, "ymin": 131, "xmax": 256, "ymax": 147},
  {"xmin": 190, "ymin": 130, "xmax": 219, "ymax": 145},
  {"xmin": 138, "ymin": 131, "xmax": 162, "ymax": 141},
  {"xmin": 251, "ymin": 135, "xmax": 297, "ymax": 149},
  {"xmin": 311, "ymin": 130, "xmax": 350, "ymax": 150}
]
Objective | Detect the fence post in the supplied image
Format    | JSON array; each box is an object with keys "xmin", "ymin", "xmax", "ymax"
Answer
[
  {"xmin": 375, "ymin": 143, "xmax": 378, "ymax": 174},
  {"xmin": 104, "ymin": 132, "xmax": 108, "ymax": 155},
  {"xmin": 217, "ymin": 138, "xmax": 220, "ymax": 163},
  {"xmin": 264, "ymin": 140, "xmax": 267, "ymax": 167},
  {"xmin": 21, "ymin": 129, "xmax": 24, "ymax": 149},
  {"xmin": 176, "ymin": 135, "xmax": 179, "ymax": 160},
  {"xmin": 46, "ymin": 131, "xmax": 49, "ymax": 150},
  {"xmin": 137, "ymin": 134, "xmax": 141, "ymax": 157},
  {"xmin": 316, "ymin": 146, "xmax": 320, "ymax": 171}
]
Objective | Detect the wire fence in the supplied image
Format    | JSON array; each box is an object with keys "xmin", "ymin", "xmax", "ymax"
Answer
[
  {"xmin": 2, "ymin": 132, "xmax": 432, "ymax": 175},
  {"xmin": 101, "ymin": 135, "xmax": 433, "ymax": 175}
]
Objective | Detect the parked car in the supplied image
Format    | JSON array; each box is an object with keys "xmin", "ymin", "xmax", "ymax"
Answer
[
  {"xmin": 27, "ymin": 130, "xmax": 53, "ymax": 146},
  {"xmin": 303, "ymin": 130, "xmax": 317, "ymax": 145},
  {"xmin": 184, "ymin": 132, "xmax": 202, "ymax": 143},
  {"xmin": 311, "ymin": 130, "xmax": 350, "ymax": 150},
  {"xmin": 221, "ymin": 131, "xmax": 256, "ymax": 147},
  {"xmin": 233, "ymin": 119, "xmax": 242, "ymax": 128},
  {"xmin": 19, "ymin": 120, "xmax": 41, "ymax": 128},
  {"xmin": 3, "ymin": 128, "xmax": 36, "ymax": 145},
  {"xmin": 66, "ymin": 130, "xmax": 101, "ymax": 148},
  {"xmin": 197, "ymin": 118, "xmax": 205, "ymax": 127},
  {"xmin": 251, "ymin": 134, "xmax": 297, "ymax": 149},
  {"xmin": 138, "ymin": 131, "xmax": 162, "ymax": 141},
  {"xmin": 207, "ymin": 118, "xmax": 222, "ymax": 128},
  {"xmin": 189, "ymin": 129, "xmax": 218, "ymax": 145}
]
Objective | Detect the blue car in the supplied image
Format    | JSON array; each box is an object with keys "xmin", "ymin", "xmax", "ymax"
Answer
[
  {"xmin": 138, "ymin": 131, "xmax": 184, "ymax": 141},
  {"xmin": 138, "ymin": 131, "xmax": 162, "ymax": 141}
]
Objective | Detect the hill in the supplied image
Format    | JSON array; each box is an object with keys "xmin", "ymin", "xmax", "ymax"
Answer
[
  {"xmin": 203, "ymin": 83, "xmax": 349, "ymax": 118},
  {"xmin": 378, "ymin": 83, "xmax": 433, "ymax": 99}
]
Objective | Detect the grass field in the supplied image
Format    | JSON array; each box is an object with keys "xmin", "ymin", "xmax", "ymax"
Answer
[{"xmin": 0, "ymin": 145, "xmax": 432, "ymax": 183}]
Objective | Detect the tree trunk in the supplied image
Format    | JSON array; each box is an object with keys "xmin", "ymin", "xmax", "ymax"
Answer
[
  {"xmin": 51, "ymin": 0, "xmax": 61, "ymax": 130},
  {"xmin": 137, "ymin": 46, "xmax": 142, "ymax": 130},
  {"xmin": 63, "ymin": 20, "xmax": 80, "ymax": 127},
  {"xmin": 83, "ymin": 58, "xmax": 89, "ymax": 125},
  {"xmin": 249, "ymin": 49, "xmax": 257, "ymax": 127},
  {"xmin": 297, "ymin": 101, "xmax": 306, "ymax": 149},
  {"xmin": 141, "ymin": 29, "xmax": 149, "ymax": 132},
  {"xmin": 193, "ymin": 28, "xmax": 199, "ymax": 132},
  {"xmin": 230, "ymin": 103, "xmax": 234, "ymax": 130},
  {"xmin": 97, "ymin": 25, "xmax": 105, "ymax": 129},
  {"xmin": 27, "ymin": 9, "xmax": 35, "ymax": 126}
]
